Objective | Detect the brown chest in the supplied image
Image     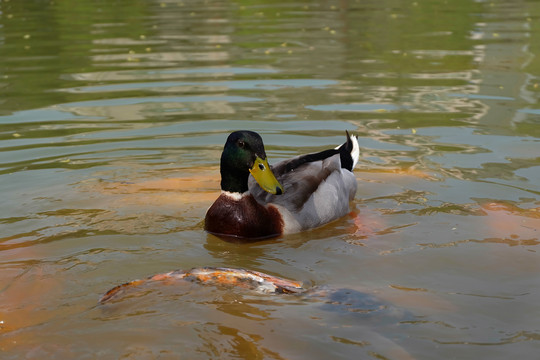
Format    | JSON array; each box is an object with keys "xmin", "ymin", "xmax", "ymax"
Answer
[{"xmin": 204, "ymin": 194, "xmax": 283, "ymax": 240}]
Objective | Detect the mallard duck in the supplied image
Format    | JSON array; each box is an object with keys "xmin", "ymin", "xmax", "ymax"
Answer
[{"xmin": 204, "ymin": 130, "xmax": 359, "ymax": 239}]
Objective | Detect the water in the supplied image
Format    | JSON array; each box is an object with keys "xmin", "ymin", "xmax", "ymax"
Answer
[{"xmin": 1, "ymin": 0, "xmax": 539, "ymax": 358}]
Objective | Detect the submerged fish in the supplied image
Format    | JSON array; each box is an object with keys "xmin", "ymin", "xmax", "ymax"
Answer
[
  {"xmin": 99, "ymin": 266, "xmax": 304, "ymax": 304},
  {"xmin": 99, "ymin": 266, "xmax": 411, "ymax": 328}
]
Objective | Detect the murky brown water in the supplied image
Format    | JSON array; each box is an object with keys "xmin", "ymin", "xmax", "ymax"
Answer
[{"xmin": 1, "ymin": 0, "xmax": 539, "ymax": 359}]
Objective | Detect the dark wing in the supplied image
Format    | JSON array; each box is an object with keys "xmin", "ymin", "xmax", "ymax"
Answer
[
  {"xmin": 249, "ymin": 131, "xmax": 358, "ymax": 212},
  {"xmin": 249, "ymin": 151, "xmax": 342, "ymax": 212}
]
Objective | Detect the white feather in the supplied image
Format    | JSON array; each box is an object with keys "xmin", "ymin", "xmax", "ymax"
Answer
[
  {"xmin": 350, "ymin": 134, "xmax": 360, "ymax": 168},
  {"xmin": 221, "ymin": 190, "xmax": 248, "ymax": 201}
]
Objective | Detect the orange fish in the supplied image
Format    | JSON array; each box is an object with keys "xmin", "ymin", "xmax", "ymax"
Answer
[{"xmin": 99, "ymin": 267, "xmax": 304, "ymax": 304}]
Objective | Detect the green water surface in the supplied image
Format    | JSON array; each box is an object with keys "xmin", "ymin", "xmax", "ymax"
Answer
[{"xmin": 1, "ymin": 0, "xmax": 539, "ymax": 359}]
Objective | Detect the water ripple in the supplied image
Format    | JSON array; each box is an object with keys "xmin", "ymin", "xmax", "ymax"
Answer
[{"xmin": 60, "ymin": 79, "xmax": 338, "ymax": 94}]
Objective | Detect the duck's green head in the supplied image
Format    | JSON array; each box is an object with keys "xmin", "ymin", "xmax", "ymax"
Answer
[{"xmin": 220, "ymin": 131, "xmax": 283, "ymax": 195}]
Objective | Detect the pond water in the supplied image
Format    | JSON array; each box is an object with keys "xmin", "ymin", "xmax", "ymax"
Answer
[{"xmin": 1, "ymin": 0, "xmax": 539, "ymax": 358}]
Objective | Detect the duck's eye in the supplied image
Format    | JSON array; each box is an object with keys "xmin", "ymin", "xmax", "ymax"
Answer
[
  {"xmin": 259, "ymin": 163, "xmax": 265, "ymax": 170},
  {"xmin": 238, "ymin": 140, "xmax": 245, "ymax": 148}
]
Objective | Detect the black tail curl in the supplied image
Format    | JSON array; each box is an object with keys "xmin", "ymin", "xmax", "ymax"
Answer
[{"xmin": 339, "ymin": 130, "xmax": 355, "ymax": 171}]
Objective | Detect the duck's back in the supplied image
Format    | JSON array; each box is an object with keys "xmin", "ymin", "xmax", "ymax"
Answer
[{"xmin": 249, "ymin": 152, "xmax": 357, "ymax": 234}]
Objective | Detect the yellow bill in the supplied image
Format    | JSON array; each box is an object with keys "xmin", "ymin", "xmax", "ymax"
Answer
[{"xmin": 249, "ymin": 156, "xmax": 283, "ymax": 195}]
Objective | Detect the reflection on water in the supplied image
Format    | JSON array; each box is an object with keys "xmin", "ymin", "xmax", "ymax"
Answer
[{"xmin": 1, "ymin": 0, "xmax": 539, "ymax": 358}]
